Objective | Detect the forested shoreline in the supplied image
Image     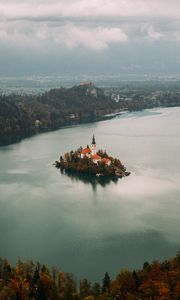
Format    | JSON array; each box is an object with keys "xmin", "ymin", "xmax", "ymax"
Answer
[
  {"xmin": 0, "ymin": 252, "xmax": 180, "ymax": 299},
  {"xmin": 1, "ymin": 82, "xmax": 180, "ymax": 146},
  {"xmin": 0, "ymin": 84, "xmax": 118, "ymax": 145}
]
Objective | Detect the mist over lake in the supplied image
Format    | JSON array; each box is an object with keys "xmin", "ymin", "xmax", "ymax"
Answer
[{"xmin": 0, "ymin": 107, "xmax": 180, "ymax": 281}]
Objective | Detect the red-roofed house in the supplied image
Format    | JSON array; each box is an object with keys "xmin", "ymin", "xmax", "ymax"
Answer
[
  {"xmin": 81, "ymin": 147, "xmax": 91, "ymax": 158},
  {"xmin": 91, "ymin": 154, "xmax": 101, "ymax": 164},
  {"xmin": 102, "ymin": 158, "xmax": 111, "ymax": 166}
]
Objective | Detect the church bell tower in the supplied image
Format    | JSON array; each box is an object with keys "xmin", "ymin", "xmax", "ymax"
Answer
[{"xmin": 91, "ymin": 135, "xmax": 96, "ymax": 155}]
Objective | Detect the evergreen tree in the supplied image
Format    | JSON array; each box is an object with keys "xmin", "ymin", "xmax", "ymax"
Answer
[
  {"xmin": 2, "ymin": 259, "xmax": 12, "ymax": 283},
  {"xmin": 29, "ymin": 267, "xmax": 40, "ymax": 298},
  {"xmin": 36, "ymin": 279, "xmax": 47, "ymax": 300},
  {"xmin": 102, "ymin": 272, "xmax": 110, "ymax": 293},
  {"xmin": 80, "ymin": 278, "xmax": 91, "ymax": 298},
  {"xmin": 92, "ymin": 282, "xmax": 101, "ymax": 298}
]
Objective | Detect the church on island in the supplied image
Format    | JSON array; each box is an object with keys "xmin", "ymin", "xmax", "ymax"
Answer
[
  {"xmin": 55, "ymin": 134, "xmax": 130, "ymax": 178},
  {"xmin": 80, "ymin": 135, "xmax": 111, "ymax": 166}
]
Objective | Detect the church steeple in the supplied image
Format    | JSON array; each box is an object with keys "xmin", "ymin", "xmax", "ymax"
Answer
[
  {"xmin": 92, "ymin": 134, "xmax": 96, "ymax": 145},
  {"xmin": 91, "ymin": 135, "xmax": 96, "ymax": 155}
]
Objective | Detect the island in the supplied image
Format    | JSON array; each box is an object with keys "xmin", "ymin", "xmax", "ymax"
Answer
[{"xmin": 55, "ymin": 135, "xmax": 130, "ymax": 178}]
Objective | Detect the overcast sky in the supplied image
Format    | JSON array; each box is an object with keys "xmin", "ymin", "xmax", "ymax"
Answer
[{"xmin": 1, "ymin": 0, "xmax": 180, "ymax": 76}]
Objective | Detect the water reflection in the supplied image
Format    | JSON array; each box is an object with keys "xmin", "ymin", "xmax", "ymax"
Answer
[
  {"xmin": 1, "ymin": 107, "xmax": 180, "ymax": 281},
  {"xmin": 60, "ymin": 168, "xmax": 118, "ymax": 191},
  {"xmin": 0, "ymin": 133, "xmax": 21, "ymax": 146},
  {"xmin": 0, "ymin": 129, "xmax": 52, "ymax": 147}
]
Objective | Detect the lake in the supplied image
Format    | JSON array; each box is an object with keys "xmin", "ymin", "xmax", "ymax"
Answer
[{"xmin": 0, "ymin": 107, "xmax": 180, "ymax": 281}]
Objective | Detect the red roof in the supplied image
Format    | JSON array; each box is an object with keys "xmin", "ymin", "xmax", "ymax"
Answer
[
  {"xmin": 102, "ymin": 158, "xmax": 111, "ymax": 164},
  {"xmin": 81, "ymin": 148, "xmax": 91, "ymax": 154},
  {"xmin": 91, "ymin": 154, "xmax": 101, "ymax": 160}
]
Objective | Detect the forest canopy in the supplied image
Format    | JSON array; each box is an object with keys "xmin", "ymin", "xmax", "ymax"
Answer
[{"xmin": 0, "ymin": 252, "xmax": 180, "ymax": 299}]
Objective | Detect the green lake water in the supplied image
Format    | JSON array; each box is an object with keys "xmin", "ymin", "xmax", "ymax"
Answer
[{"xmin": 0, "ymin": 107, "xmax": 180, "ymax": 281}]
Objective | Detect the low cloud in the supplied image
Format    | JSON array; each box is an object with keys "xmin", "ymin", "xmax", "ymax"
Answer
[
  {"xmin": 0, "ymin": 21, "xmax": 128, "ymax": 50},
  {"xmin": 140, "ymin": 24, "xmax": 164, "ymax": 41},
  {"xmin": 1, "ymin": 0, "xmax": 180, "ymax": 50},
  {"xmin": 1, "ymin": 0, "xmax": 180, "ymax": 75},
  {"xmin": 55, "ymin": 25, "xmax": 128, "ymax": 50}
]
